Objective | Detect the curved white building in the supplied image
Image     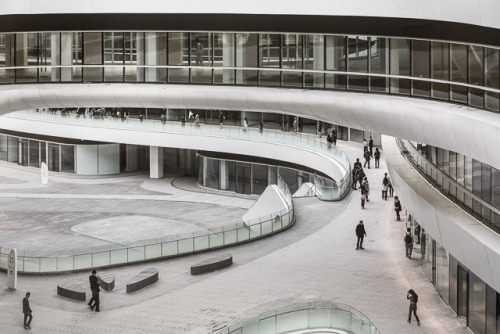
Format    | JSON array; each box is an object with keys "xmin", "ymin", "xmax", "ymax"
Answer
[{"xmin": 0, "ymin": 2, "xmax": 499, "ymax": 334}]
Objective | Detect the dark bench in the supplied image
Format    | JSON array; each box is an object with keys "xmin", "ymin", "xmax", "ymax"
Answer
[
  {"xmin": 126, "ymin": 267, "xmax": 159, "ymax": 293},
  {"xmin": 190, "ymin": 254, "xmax": 233, "ymax": 275},
  {"xmin": 97, "ymin": 272, "xmax": 115, "ymax": 291},
  {"xmin": 57, "ymin": 284, "xmax": 86, "ymax": 301}
]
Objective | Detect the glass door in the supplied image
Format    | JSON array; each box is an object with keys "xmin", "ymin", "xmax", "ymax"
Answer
[
  {"xmin": 458, "ymin": 265, "xmax": 469, "ymax": 321},
  {"xmin": 236, "ymin": 163, "xmax": 251, "ymax": 194}
]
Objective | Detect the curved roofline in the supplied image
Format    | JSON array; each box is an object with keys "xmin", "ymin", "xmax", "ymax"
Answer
[{"xmin": 0, "ymin": 14, "xmax": 498, "ymax": 47}]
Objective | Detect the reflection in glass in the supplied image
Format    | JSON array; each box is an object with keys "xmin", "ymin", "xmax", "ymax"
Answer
[
  {"xmin": 469, "ymin": 272, "xmax": 486, "ymax": 334},
  {"xmin": 451, "ymin": 44, "xmax": 468, "ymax": 103},
  {"xmin": 145, "ymin": 32, "xmax": 167, "ymax": 82},
  {"xmin": 0, "ymin": 33, "xmax": 15, "ymax": 83},
  {"xmin": 125, "ymin": 32, "xmax": 144, "ymax": 82},
  {"xmin": 60, "ymin": 32, "xmax": 82, "ymax": 82},
  {"xmin": 83, "ymin": 32, "xmax": 103, "ymax": 82},
  {"xmin": 104, "ymin": 32, "xmax": 124, "ymax": 82},
  {"xmin": 16, "ymin": 33, "xmax": 38, "ymax": 82},
  {"xmin": 412, "ymin": 40, "xmax": 430, "ymax": 97},
  {"xmin": 39, "ymin": 33, "xmax": 60, "ymax": 82},
  {"xmin": 282, "ymin": 34, "xmax": 303, "ymax": 87},
  {"xmin": 260, "ymin": 34, "xmax": 281, "ymax": 86},
  {"xmin": 213, "ymin": 33, "xmax": 235, "ymax": 84},
  {"xmin": 48, "ymin": 143, "xmax": 60, "ymax": 172},
  {"xmin": 191, "ymin": 33, "xmax": 212, "ymax": 83},
  {"xmin": 370, "ymin": 37, "xmax": 389, "ymax": 92},
  {"xmin": 236, "ymin": 33, "xmax": 258, "ymax": 85},
  {"xmin": 485, "ymin": 48, "xmax": 499, "ymax": 111},
  {"xmin": 431, "ymin": 42, "xmax": 449, "ymax": 100},
  {"xmin": 390, "ymin": 39, "xmax": 410, "ymax": 95},
  {"xmin": 29, "ymin": 140, "xmax": 39, "ymax": 168},
  {"xmin": 168, "ymin": 32, "xmax": 189, "ymax": 83},
  {"xmin": 304, "ymin": 35, "xmax": 324, "ymax": 88},
  {"xmin": 61, "ymin": 145, "xmax": 74, "ymax": 173},
  {"xmin": 469, "ymin": 45, "xmax": 484, "ymax": 108},
  {"xmin": 252, "ymin": 164, "xmax": 268, "ymax": 195}
]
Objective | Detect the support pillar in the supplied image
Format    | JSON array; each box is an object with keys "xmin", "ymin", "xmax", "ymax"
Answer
[
  {"xmin": 220, "ymin": 160, "xmax": 228, "ymax": 190},
  {"xmin": 126, "ymin": 144, "xmax": 138, "ymax": 172},
  {"xmin": 150, "ymin": 146, "xmax": 163, "ymax": 179}
]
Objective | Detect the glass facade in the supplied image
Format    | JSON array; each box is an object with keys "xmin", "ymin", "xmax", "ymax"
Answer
[{"xmin": 0, "ymin": 32, "xmax": 499, "ymax": 112}]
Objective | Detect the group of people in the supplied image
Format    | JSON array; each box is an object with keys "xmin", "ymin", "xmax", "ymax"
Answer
[{"xmin": 326, "ymin": 129, "xmax": 338, "ymax": 148}]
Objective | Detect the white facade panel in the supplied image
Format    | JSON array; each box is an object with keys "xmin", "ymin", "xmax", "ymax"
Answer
[
  {"xmin": 97, "ymin": 144, "xmax": 120, "ymax": 175},
  {"xmin": 76, "ymin": 145, "xmax": 98, "ymax": 175}
]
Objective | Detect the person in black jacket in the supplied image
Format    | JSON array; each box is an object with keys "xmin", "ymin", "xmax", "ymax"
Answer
[
  {"xmin": 394, "ymin": 196, "xmax": 402, "ymax": 221},
  {"xmin": 88, "ymin": 270, "xmax": 100, "ymax": 312},
  {"xmin": 23, "ymin": 292, "xmax": 33, "ymax": 330},
  {"xmin": 407, "ymin": 289, "xmax": 420, "ymax": 325},
  {"xmin": 355, "ymin": 220, "xmax": 367, "ymax": 250}
]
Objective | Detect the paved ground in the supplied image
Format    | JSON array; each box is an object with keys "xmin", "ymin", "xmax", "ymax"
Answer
[{"xmin": 0, "ymin": 140, "xmax": 469, "ymax": 334}]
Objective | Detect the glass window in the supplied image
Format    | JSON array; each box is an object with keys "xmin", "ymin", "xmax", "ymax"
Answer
[
  {"xmin": 124, "ymin": 32, "xmax": 144, "ymax": 82},
  {"xmin": 0, "ymin": 33, "xmax": 15, "ymax": 83},
  {"xmin": 472, "ymin": 160, "xmax": 483, "ymax": 215},
  {"xmin": 191, "ymin": 33, "xmax": 212, "ymax": 84},
  {"xmin": 485, "ymin": 48, "xmax": 499, "ymax": 111},
  {"xmin": 259, "ymin": 34, "xmax": 281, "ymax": 86},
  {"xmin": 390, "ymin": 39, "xmax": 410, "ymax": 95},
  {"xmin": 449, "ymin": 255, "xmax": 458, "ymax": 313},
  {"xmin": 168, "ymin": 32, "xmax": 189, "ymax": 83},
  {"xmin": 16, "ymin": 33, "xmax": 38, "ymax": 82},
  {"xmin": 491, "ymin": 169, "xmax": 500, "ymax": 228},
  {"xmin": 469, "ymin": 45, "xmax": 484, "ymax": 108},
  {"xmin": 39, "ymin": 33, "xmax": 60, "ymax": 83},
  {"xmin": 252, "ymin": 164, "xmax": 268, "ymax": 195},
  {"xmin": 412, "ymin": 40, "xmax": 430, "ymax": 97},
  {"xmin": 347, "ymin": 36, "xmax": 368, "ymax": 73},
  {"xmin": 213, "ymin": 33, "xmax": 235, "ymax": 85},
  {"xmin": 29, "ymin": 140, "xmax": 39, "ymax": 168},
  {"xmin": 435, "ymin": 241, "xmax": 449, "ymax": 303},
  {"xmin": 7, "ymin": 136, "xmax": 18, "ymax": 163},
  {"xmin": 325, "ymin": 35, "xmax": 346, "ymax": 71},
  {"xmin": 83, "ymin": 32, "xmax": 103, "ymax": 82},
  {"xmin": 469, "ymin": 272, "xmax": 487, "ymax": 334},
  {"xmin": 457, "ymin": 154, "xmax": 465, "ymax": 187},
  {"xmin": 451, "ymin": 43, "xmax": 468, "ymax": 103},
  {"xmin": 369, "ymin": 37, "xmax": 389, "ymax": 93},
  {"xmin": 61, "ymin": 145, "xmax": 74, "ymax": 173},
  {"xmin": 60, "ymin": 32, "xmax": 82, "ymax": 82},
  {"xmin": 48, "ymin": 143, "xmax": 60, "ymax": 172},
  {"xmin": 145, "ymin": 32, "xmax": 167, "ymax": 83},
  {"xmin": 485, "ymin": 285, "xmax": 498, "ymax": 334},
  {"xmin": 282, "ymin": 34, "xmax": 303, "ymax": 87},
  {"xmin": 104, "ymin": 32, "xmax": 124, "ymax": 82},
  {"xmin": 205, "ymin": 158, "xmax": 219, "ymax": 189},
  {"xmin": 0, "ymin": 134, "xmax": 7, "ymax": 161},
  {"xmin": 304, "ymin": 35, "xmax": 324, "ymax": 88},
  {"xmin": 236, "ymin": 33, "xmax": 258, "ymax": 85},
  {"xmin": 431, "ymin": 42, "xmax": 449, "ymax": 100}
]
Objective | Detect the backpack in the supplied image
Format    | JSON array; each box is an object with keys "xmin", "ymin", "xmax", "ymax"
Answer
[
  {"xmin": 383, "ymin": 177, "xmax": 388, "ymax": 186},
  {"xmin": 374, "ymin": 151, "xmax": 380, "ymax": 158},
  {"xmin": 405, "ymin": 233, "xmax": 412, "ymax": 244}
]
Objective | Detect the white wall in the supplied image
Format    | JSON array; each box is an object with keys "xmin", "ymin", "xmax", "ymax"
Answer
[
  {"xmin": 1, "ymin": 0, "xmax": 499, "ymax": 29},
  {"xmin": 1, "ymin": 83, "xmax": 499, "ymax": 172},
  {"xmin": 76, "ymin": 143, "xmax": 119, "ymax": 175}
]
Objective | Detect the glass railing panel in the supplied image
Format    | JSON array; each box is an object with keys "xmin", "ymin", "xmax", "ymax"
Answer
[
  {"xmin": 177, "ymin": 238, "xmax": 194, "ymax": 253},
  {"xmin": 161, "ymin": 241, "xmax": 178, "ymax": 257},
  {"xmin": 40, "ymin": 257, "xmax": 57, "ymax": 272},
  {"xmin": 308, "ymin": 308, "xmax": 332, "ymax": 329},
  {"xmin": 261, "ymin": 220, "xmax": 273, "ymax": 235},
  {"xmin": 127, "ymin": 246, "xmax": 145, "ymax": 262},
  {"xmin": 92, "ymin": 251, "xmax": 111, "ymax": 267},
  {"xmin": 330, "ymin": 308, "xmax": 351, "ymax": 331},
  {"xmin": 276, "ymin": 310, "xmax": 308, "ymax": 333},
  {"xmin": 23, "ymin": 257, "xmax": 40, "ymax": 273},
  {"xmin": 237, "ymin": 227, "xmax": 250, "ymax": 242},
  {"xmin": 209, "ymin": 233, "xmax": 224, "ymax": 248},
  {"xmin": 223, "ymin": 230, "xmax": 238, "ymax": 244},
  {"xmin": 74, "ymin": 254, "xmax": 92, "ymax": 270},
  {"xmin": 194, "ymin": 235, "xmax": 209, "ymax": 251},
  {"xmin": 110, "ymin": 249, "xmax": 128, "ymax": 265},
  {"xmin": 145, "ymin": 243, "xmax": 162, "ymax": 259},
  {"xmin": 258, "ymin": 316, "xmax": 276, "ymax": 333}
]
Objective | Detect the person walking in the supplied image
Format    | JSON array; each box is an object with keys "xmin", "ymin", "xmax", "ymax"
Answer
[
  {"xmin": 293, "ymin": 117, "xmax": 298, "ymax": 134},
  {"xmin": 362, "ymin": 176, "xmax": 370, "ymax": 202},
  {"xmin": 374, "ymin": 148, "xmax": 381, "ymax": 168},
  {"xmin": 420, "ymin": 229, "xmax": 427, "ymax": 258},
  {"xmin": 332, "ymin": 129, "xmax": 337, "ymax": 146},
  {"xmin": 394, "ymin": 196, "xmax": 402, "ymax": 221},
  {"xmin": 362, "ymin": 138, "xmax": 368, "ymax": 152},
  {"xmin": 382, "ymin": 173, "xmax": 389, "ymax": 200},
  {"xmin": 317, "ymin": 121, "xmax": 322, "ymax": 138},
  {"xmin": 23, "ymin": 292, "xmax": 33, "ymax": 330},
  {"xmin": 355, "ymin": 220, "xmax": 367, "ymax": 250},
  {"xmin": 88, "ymin": 270, "xmax": 100, "ymax": 312},
  {"xmin": 369, "ymin": 136, "xmax": 374, "ymax": 157},
  {"xmin": 360, "ymin": 186, "xmax": 367, "ymax": 209},
  {"xmin": 404, "ymin": 228, "xmax": 414, "ymax": 259},
  {"xmin": 387, "ymin": 176, "xmax": 394, "ymax": 197},
  {"xmin": 407, "ymin": 289, "xmax": 420, "ymax": 325},
  {"xmin": 219, "ymin": 111, "xmax": 225, "ymax": 128},
  {"xmin": 243, "ymin": 117, "xmax": 248, "ymax": 131},
  {"xmin": 363, "ymin": 149, "xmax": 371, "ymax": 169}
]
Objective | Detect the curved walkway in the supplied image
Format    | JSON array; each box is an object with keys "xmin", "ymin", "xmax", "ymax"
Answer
[{"xmin": 0, "ymin": 141, "xmax": 469, "ymax": 334}]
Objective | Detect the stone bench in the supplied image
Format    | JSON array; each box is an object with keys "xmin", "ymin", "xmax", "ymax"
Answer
[
  {"xmin": 97, "ymin": 272, "xmax": 115, "ymax": 291},
  {"xmin": 57, "ymin": 284, "xmax": 86, "ymax": 301},
  {"xmin": 126, "ymin": 267, "xmax": 159, "ymax": 293},
  {"xmin": 190, "ymin": 254, "xmax": 233, "ymax": 275}
]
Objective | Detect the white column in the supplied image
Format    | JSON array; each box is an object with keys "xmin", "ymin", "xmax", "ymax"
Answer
[
  {"xmin": 150, "ymin": 146, "xmax": 163, "ymax": 179},
  {"xmin": 50, "ymin": 33, "xmax": 60, "ymax": 81},
  {"xmin": 220, "ymin": 160, "xmax": 228, "ymax": 190},
  {"xmin": 240, "ymin": 110, "xmax": 246, "ymax": 126},
  {"xmin": 313, "ymin": 36, "xmax": 324, "ymax": 88},
  {"xmin": 60, "ymin": 33, "xmax": 73, "ymax": 81},
  {"xmin": 136, "ymin": 33, "xmax": 145, "ymax": 82},
  {"xmin": 390, "ymin": 39, "xmax": 399, "ymax": 94}
]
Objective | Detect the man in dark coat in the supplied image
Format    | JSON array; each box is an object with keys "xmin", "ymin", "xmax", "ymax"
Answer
[
  {"xmin": 356, "ymin": 220, "xmax": 367, "ymax": 250},
  {"xmin": 88, "ymin": 269, "xmax": 100, "ymax": 312}
]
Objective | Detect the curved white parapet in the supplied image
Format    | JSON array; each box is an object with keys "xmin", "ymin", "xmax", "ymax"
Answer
[
  {"xmin": 0, "ymin": 0, "xmax": 499, "ymax": 29},
  {"xmin": 383, "ymin": 135, "xmax": 500, "ymax": 293},
  {"xmin": 0, "ymin": 83, "xmax": 499, "ymax": 172}
]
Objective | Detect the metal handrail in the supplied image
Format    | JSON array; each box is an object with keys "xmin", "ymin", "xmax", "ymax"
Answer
[{"xmin": 397, "ymin": 138, "xmax": 500, "ymax": 220}]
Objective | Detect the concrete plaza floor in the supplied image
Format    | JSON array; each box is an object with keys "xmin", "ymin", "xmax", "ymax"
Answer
[{"xmin": 0, "ymin": 141, "xmax": 470, "ymax": 334}]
